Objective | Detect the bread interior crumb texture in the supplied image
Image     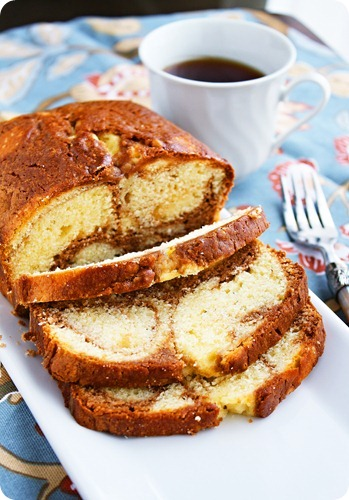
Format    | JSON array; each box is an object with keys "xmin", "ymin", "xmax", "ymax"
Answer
[
  {"xmin": 10, "ymin": 158, "xmax": 225, "ymax": 278},
  {"xmin": 48, "ymin": 245, "xmax": 287, "ymax": 377}
]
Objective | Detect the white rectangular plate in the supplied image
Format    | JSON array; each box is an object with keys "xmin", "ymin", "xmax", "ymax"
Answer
[{"xmin": 1, "ymin": 291, "xmax": 349, "ymax": 500}]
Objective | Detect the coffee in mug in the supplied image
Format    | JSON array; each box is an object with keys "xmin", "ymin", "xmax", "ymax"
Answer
[
  {"xmin": 140, "ymin": 18, "xmax": 331, "ymax": 179},
  {"xmin": 164, "ymin": 57, "xmax": 265, "ymax": 83}
]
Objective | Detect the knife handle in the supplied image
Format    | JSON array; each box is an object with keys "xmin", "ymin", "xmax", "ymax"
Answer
[{"xmin": 326, "ymin": 262, "xmax": 349, "ymax": 323}]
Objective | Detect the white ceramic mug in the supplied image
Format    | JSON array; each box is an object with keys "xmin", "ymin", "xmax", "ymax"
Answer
[{"xmin": 139, "ymin": 18, "xmax": 331, "ymax": 178}]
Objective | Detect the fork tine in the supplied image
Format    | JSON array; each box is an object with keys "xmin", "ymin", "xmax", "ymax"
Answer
[
  {"xmin": 310, "ymin": 169, "xmax": 337, "ymax": 229},
  {"xmin": 281, "ymin": 175, "xmax": 298, "ymax": 233},
  {"xmin": 290, "ymin": 169, "xmax": 310, "ymax": 230},
  {"xmin": 301, "ymin": 170, "xmax": 322, "ymax": 229}
]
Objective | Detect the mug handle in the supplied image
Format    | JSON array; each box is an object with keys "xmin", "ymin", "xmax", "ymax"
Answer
[{"xmin": 271, "ymin": 73, "xmax": 331, "ymax": 151}]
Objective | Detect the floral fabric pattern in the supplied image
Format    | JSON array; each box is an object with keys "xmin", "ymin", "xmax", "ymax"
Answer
[{"xmin": 0, "ymin": 7, "xmax": 348, "ymax": 499}]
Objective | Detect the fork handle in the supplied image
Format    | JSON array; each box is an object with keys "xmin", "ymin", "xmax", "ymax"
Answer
[
  {"xmin": 338, "ymin": 287, "xmax": 349, "ymax": 323},
  {"xmin": 326, "ymin": 262, "xmax": 349, "ymax": 322}
]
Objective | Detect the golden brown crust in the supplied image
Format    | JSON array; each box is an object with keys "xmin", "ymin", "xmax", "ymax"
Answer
[
  {"xmin": 0, "ymin": 100, "xmax": 234, "ymax": 301},
  {"xmin": 0, "ymin": 101, "xmax": 231, "ymax": 241},
  {"xmin": 60, "ymin": 383, "xmax": 221, "ymax": 437},
  {"xmin": 13, "ymin": 207, "xmax": 269, "ymax": 305},
  {"xmin": 27, "ymin": 319, "xmax": 184, "ymax": 387},
  {"xmin": 27, "ymin": 242, "xmax": 259, "ymax": 388},
  {"xmin": 58, "ymin": 301, "xmax": 325, "ymax": 436},
  {"xmin": 28, "ymin": 241, "xmax": 308, "ymax": 388},
  {"xmin": 218, "ymin": 247, "xmax": 309, "ymax": 374},
  {"xmin": 254, "ymin": 302, "xmax": 325, "ymax": 417}
]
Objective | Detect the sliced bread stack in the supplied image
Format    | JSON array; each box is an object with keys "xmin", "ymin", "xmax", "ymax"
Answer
[
  {"xmin": 23, "ymin": 207, "xmax": 325, "ymax": 436},
  {"xmin": 58, "ymin": 302, "xmax": 324, "ymax": 436},
  {"xmin": 0, "ymin": 101, "xmax": 325, "ymax": 437}
]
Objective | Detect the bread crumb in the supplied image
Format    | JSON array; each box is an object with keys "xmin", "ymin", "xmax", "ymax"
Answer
[
  {"xmin": 0, "ymin": 342, "xmax": 6, "ymax": 348},
  {"xmin": 18, "ymin": 319, "xmax": 26, "ymax": 327},
  {"xmin": 22, "ymin": 332, "xmax": 32, "ymax": 342},
  {"xmin": 248, "ymin": 418, "xmax": 253, "ymax": 423},
  {"xmin": 25, "ymin": 349, "xmax": 37, "ymax": 357}
]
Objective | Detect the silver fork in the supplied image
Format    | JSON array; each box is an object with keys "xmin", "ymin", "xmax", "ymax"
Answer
[{"xmin": 281, "ymin": 167, "xmax": 349, "ymax": 322}]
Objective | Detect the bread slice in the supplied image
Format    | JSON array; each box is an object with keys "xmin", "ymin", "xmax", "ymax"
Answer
[
  {"xmin": 59, "ymin": 382, "xmax": 222, "ymax": 437},
  {"xmin": 0, "ymin": 100, "xmax": 233, "ymax": 306},
  {"xmin": 28, "ymin": 240, "xmax": 308, "ymax": 387},
  {"xmin": 13, "ymin": 206, "xmax": 269, "ymax": 306},
  {"xmin": 59, "ymin": 301, "xmax": 325, "ymax": 436}
]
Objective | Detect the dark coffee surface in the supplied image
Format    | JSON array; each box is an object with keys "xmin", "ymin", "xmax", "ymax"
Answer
[{"xmin": 164, "ymin": 57, "xmax": 265, "ymax": 83}]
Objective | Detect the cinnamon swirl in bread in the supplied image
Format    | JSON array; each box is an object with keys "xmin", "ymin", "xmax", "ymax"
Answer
[
  {"xmin": 28, "ymin": 241, "xmax": 308, "ymax": 387},
  {"xmin": 0, "ymin": 100, "xmax": 233, "ymax": 306},
  {"xmin": 1, "ymin": 99, "xmax": 326, "ymax": 440},
  {"xmin": 59, "ymin": 302, "xmax": 325, "ymax": 436},
  {"xmin": 13, "ymin": 206, "xmax": 268, "ymax": 306}
]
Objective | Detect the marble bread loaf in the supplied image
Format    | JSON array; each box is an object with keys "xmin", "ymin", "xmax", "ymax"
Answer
[{"xmin": 0, "ymin": 100, "xmax": 233, "ymax": 307}]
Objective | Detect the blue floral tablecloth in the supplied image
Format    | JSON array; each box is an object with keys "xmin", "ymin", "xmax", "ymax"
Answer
[{"xmin": 0, "ymin": 8, "xmax": 348, "ymax": 500}]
